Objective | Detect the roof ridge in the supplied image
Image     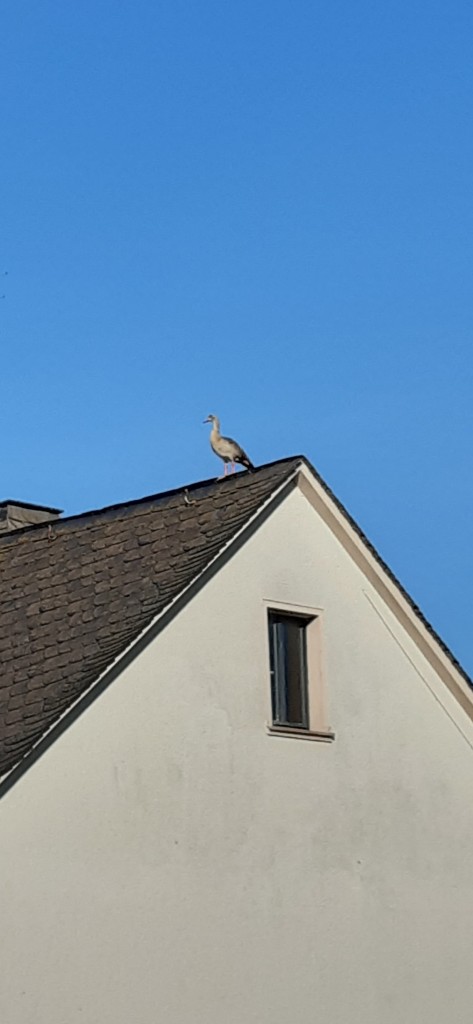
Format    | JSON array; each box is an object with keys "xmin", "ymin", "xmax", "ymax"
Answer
[{"xmin": 0, "ymin": 456, "xmax": 305, "ymax": 540}]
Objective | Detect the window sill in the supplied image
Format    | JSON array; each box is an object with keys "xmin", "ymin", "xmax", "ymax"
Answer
[{"xmin": 267, "ymin": 724, "xmax": 335, "ymax": 743}]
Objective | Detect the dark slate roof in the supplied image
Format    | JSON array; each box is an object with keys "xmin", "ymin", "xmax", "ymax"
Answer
[
  {"xmin": 0, "ymin": 457, "xmax": 301, "ymax": 777},
  {"xmin": 1, "ymin": 454, "xmax": 471, "ymax": 782}
]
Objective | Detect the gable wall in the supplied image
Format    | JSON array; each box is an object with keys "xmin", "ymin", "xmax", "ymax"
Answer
[{"xmin": 2, "ymin": 486, "xmax": 473, "ymax": 1024}]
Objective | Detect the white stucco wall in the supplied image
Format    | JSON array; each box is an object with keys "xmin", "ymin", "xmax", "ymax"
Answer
[{"xmin": 2, "ymin": 486, "xmax": 473, "ymax": 1024}]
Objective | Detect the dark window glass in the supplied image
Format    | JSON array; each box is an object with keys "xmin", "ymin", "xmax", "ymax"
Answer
[{"xmin": 268, "ymin": 612, "xmax": 310, "ymax": 728}]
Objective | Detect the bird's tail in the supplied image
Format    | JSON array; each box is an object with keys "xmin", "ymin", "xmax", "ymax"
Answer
[{"xmin": 243, "ymin": 458, "xmax": 255, "ymax": 472}]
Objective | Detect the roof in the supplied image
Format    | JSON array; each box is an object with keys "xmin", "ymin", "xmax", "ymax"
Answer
[
  {"xmin": 1, "ymin": 454, "xmax": 471, "ymax": 783},
  {"xmin": 0, "ymin": 457, "xmax": 301, "ymax": 778}
]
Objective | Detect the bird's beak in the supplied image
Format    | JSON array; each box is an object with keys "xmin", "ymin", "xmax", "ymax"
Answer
[{"xmin": 203, "ymin": 417, "xmax": 210, "ymax": 423}]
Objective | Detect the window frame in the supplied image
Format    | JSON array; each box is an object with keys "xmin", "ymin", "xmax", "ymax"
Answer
[
  {"xmin": 268, "ymin": 609, "xmax": 311, "ymax": 730},
  {"xmin": 264, "ymin": 600, "xmax": 334, "ymax": 742}
]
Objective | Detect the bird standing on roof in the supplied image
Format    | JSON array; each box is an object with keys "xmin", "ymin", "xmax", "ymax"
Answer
[{"xmin": 203, "ymin": 415, "xmax": 255, "ymax": 477}]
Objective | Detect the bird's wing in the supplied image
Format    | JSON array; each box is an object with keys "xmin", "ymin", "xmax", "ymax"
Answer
[
  {"xmin": 221, "ymin": 434, "xmax": 246, "ymax": 458},
  {"xmin": 222, "ymin": 435, "xmax": 254, "ymax": 465}
]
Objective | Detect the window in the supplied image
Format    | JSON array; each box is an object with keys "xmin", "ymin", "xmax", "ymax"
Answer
[
  {"xmin": 266, "ymin": 604, "xmax": 334, "ymax": 741},
  {"xmin": 268, "ymin": 611, "xmax": 311, "ymax": 728}
]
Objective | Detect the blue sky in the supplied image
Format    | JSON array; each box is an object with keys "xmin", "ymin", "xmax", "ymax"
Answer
[{"xmin": 2, "ymin": 1, "xmax": 472, "ymax": 671}]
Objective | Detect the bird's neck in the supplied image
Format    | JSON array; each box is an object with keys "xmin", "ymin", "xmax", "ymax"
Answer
[{"xmin": 211, "ymin": 418, "xmax": 221, "ymax": 437}]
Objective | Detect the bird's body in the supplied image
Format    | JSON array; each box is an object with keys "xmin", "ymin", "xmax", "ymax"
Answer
[{"xmin": 204, "ymin": 415, "xmax": 254, "ymax": 476}]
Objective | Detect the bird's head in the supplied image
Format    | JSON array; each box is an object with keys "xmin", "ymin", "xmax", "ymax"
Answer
[{"xmin": 203, "ymin": 414, "xmax": 217, "ymax": 424}]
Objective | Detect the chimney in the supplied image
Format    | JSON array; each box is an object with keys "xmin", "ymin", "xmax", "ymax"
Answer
[{"xmin": 0, "ymin": 500, "xmax": 63, "ymax": 534}]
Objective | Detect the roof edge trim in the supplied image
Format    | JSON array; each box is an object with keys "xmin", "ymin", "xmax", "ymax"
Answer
[{"xmin": 297, "ymin": 462, "xmax": 473, "ymax": 721}]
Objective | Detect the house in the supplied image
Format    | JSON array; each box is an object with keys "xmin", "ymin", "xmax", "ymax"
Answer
[{"xmin": 1, "ymin": 455, "xmax": 473, "ymax": 1024}]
